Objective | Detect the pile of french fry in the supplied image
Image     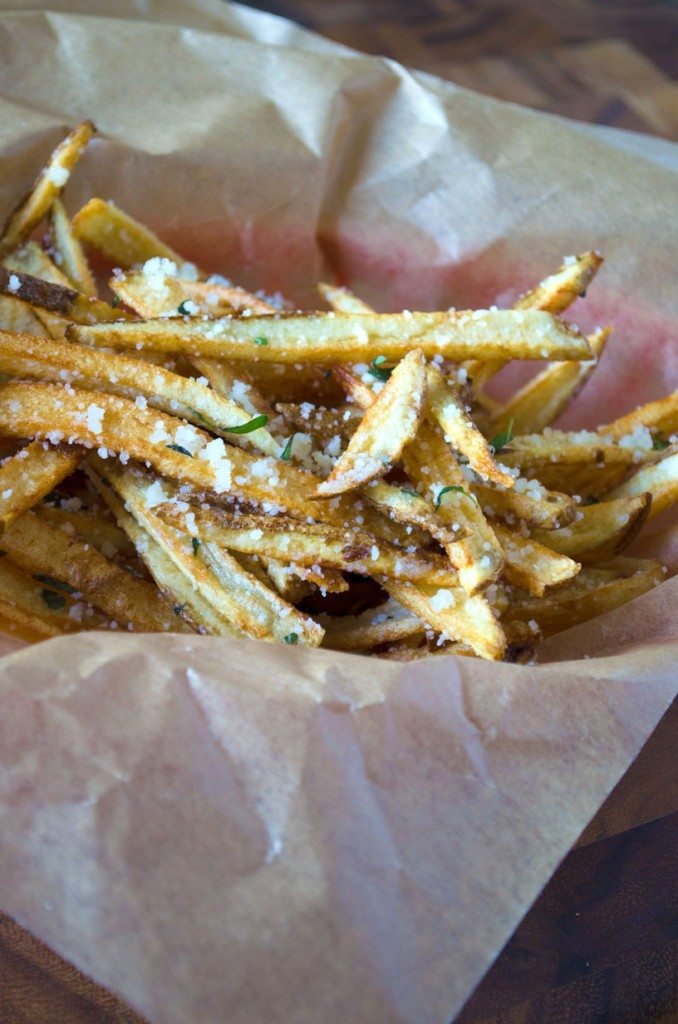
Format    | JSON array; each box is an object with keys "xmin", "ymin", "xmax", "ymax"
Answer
[{"xmin": 0, "ymin": 122, "xmax": 674, "ymax": 661}]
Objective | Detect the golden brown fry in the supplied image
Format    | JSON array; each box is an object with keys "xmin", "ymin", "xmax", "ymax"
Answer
[
  {"xmin": 0, "ymin": 558, "xmax": 106, "ymax": 641},
  {"xmin": 499, "ymin": 429, "xmax": 653, "ymax": 470},
  {"xmin": 531, "ymin": 462, "xmax": 629, "ymax": 500},
  {"xmin": 381, "ymin": 577, "xmax": 506, "ymax": 661},
  {"xmin": 0, "ymin": 295, "xmax": 49, "ymax": 337},
  {"xmin": 0, "ymin": 442, "xmax": 81, "ymax": 530},
  {"xmin": 0, "ymin": 329, "xmax": 280, "ymax": 456},
  {"xmin": 531, "ymin": 494, "xmax": 651, "ymax": 561},
  {"xmin": 468, "ymin": 251, "xmax": 604, "ymax": 390},
  {"xmin": 318, "ymin": 282, "xmax": 373, "ymax": 314},
  {"xmin": 88, "ymin": 469, "xmax": 237, "ymax": 635},
  {"xmin": 112, "ymin": 268, "xmax": 275, "ymax": 318},
  {"xmin": 98, "ymin": 461, "xmax": 322, "ymax": 645},
  {"xmin": 505, "ymin": 558, "xmax": 663, "ymax": 637},
  {"xmin": 601, "ymin": 391, "xmax": 678, "ymax": 443},
  {"xmin": 494, "ymin": 523, "xmax": 580, "ymax": 597},
  {"xmin": 490, "ymin": 327, "xmax": 610, "ymax": 436},
  {"xmin": 0, "ymin": 381, "xmax": 410, "ymax": 546},
  {"xmin": 2, "ymin": 508, "xmax": 181, "ymax": 631},
  {"xmin": 320, "ymin": 597, "xmax": 424, "ymax": 652},
  {"xmin": 67, "ymin": 309, "xmax": 591, "ymax": 364},
  {"xmin": 0, "ymin": 121, "xmax": 95, "ymax": 257},
  {"xmin": 361, "ymin": 480, "xmax": 463, "ymax": 546},
  {"xmin": 154, "ymin": 505, "xmax": 459, "ymax": 586},
  {"xmin": 72, "ymin": 197, "xmax": 186, "ymax": 268},
  {"xmin": 475, "ymin": 481, "xmax": 577, "ymax": 530},
  {"xmin": 192, "ymin": 359, "xmax": 274, "ymax": 419},
  {"xmin": 48, "ymin": 198, "xmax": 97, "ymax": 296},
  {"xmin": 5, "ymin": 240, "xmax": 73, "ymax": 287},
  {"xmin": 316, "ymin": 349, "xmax": 427, "ymax": 497},
  {"xmin": 425, "ymin": 362, "xmax": 514, "ymax": 486},
  {"xmin": 605, "ymin": 447, "xmax": 678, "ymax": 519},
  {"xmin": 276, "ymin": 402, "xmax": 361, "ymax": 446},
  {"xmin": 39, "ymin": 505, "xmax": 138, "ymax": 560}
]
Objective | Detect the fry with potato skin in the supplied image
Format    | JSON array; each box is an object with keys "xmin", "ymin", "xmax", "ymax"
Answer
[
  {"xmin": 0, "ymin": 266, "xmax": 131, "ymax": 325},
  {"xmin": 0, "ymin": 121, "xmax": 95, "ymax": 257},
  {"xmin": 67, "ymin": 309, "xmax": 591, "ymax": 364}
]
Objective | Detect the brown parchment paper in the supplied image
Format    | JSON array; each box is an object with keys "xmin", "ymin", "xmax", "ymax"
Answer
[{"xmin": 0, "ymin": 3, "xmax": 676, "ymax": 1023}]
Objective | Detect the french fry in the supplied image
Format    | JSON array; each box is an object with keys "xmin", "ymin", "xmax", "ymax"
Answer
[
  {"xmin": 494, "ymin": 523, "xmax": 580, "ymax": 597},
  {"xmin": 474, "ymin": 481, "xmax": 577, "ymax": 531},
  {"xmin": 605, "ymin": 447, "xmax": 678, "ymax": 519},
  {"xmin": 0, "ymin": 121, "xmax": 95, "ymax": 257},
  {"xmin": 154, "ymin": 505, "xmax": 459, "ymax": 586},
  {"xmin": 47, "ymin": 198, "xmax": 97, "ymax": 297},
  {"xmin": 318, "ymin": 282, "xmax": 372, "ymax": 314},
  {"xmin": 316, "ymin": 349, "xmax": 428, "ymax": 497},
  {"xmin": 499, "ymin": 429, "xmax": 654, "ymax": 470},
  {"xmin": 530, "ymin": 462, "xmax": 630, "ymax": 500},
  {"xmin": 490, "ymin": 327, "xmax": 610, "ymax": 436},
  {"xmin": 97, "ymin": 461, "xmax": 322, "ymax": 645},
  {"xmin": 334, "ymin": 363, "xmax": 504, "ymax": 593},
  {"xmin": 67, "ymin": 309, "xmax": 591, "ymax": 364},
  {"xmin": 0, "ymin": 295, "xmax": 49, "ymax": 337},
  {"xmin": 601, "ymin": 391, "xmax": 678, "ymax": 443},
  {"xmin": 531, "ymin": 494, "xmax": 651, "ymax": 561},
  {"xmin": 468, "ymin": 251, "xmax": 603, "ymax": 390},
  {"xmin": 39, "ymin": 505, "xmax": 139, "ymax": 561},
  {"xmin": 505, "ymin": 558, "xmax": 663, "ymax": 637},
  {"xmin": 425, "ymin": 362, "xmax": 514, "ymax": 486},
  {"xmin": 0, "ymin": 329, "xmax": 280, "ymax": 456},
  {"xmin": 88, "ymin": 469, "xmax": 239, "ymax": 636},
  {"xmin": 381, "ymin": 577, "xmax": 506, "ymax": 661},
  {"xmin": 72, "ymin": 197, "xmax": 186, "ymax": 268},
  {"xmin": 0, "ymin": 557, "xmax": 106, "ymax": 642},
  {"xmin": 0, "ymin": 266, "xmax": 130, "ymax": 325},
  {"xmin": 0, "ymin": 442, "xmax": 82, "ymax": 530},
  {"xmin": 361, "ymin": 480, "xmax": 463, "ymax": 546},
  {"xmin": 1, "ymin": 508, "xmax": 181, "ymax": 631},
  {"xmin": 320, "ymin": 597, "xmax": 424, "ymax": 652},
  {"xmin": 112, "ymin": 267, "xmax": 275, "ymax": 318}
]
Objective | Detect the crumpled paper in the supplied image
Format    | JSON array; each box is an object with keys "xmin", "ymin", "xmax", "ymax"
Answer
[{"xmin": 0, "ymin": 3, "xmax": 675, "ymax": 1023}]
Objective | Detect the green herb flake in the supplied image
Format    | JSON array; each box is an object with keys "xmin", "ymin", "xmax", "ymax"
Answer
[
  {"xmin": 173, "ymin": 603, "xmax": 186, "ymax": 615},
  {"xmin": 369, "ymin": 355, "xmax": 392, "ymax": 382},
  {"xmin": 283, "ymin": 632, "xmax": 299, "ymax": 645},
  {"xmin": 111, "ymin": 295, "xmax": 121, "ymax": 308},
  {"xmin": 224, "ymin": 413, "xmax": 269, "ymax": 435},
  {"xmin": 280, "ymin": 435, "xmax": 294, "ymax": 461},
  {"xmin": 167, "ymin": 443, "xmax": 192, "ymax": 457},
  {"xmin": 177, "ymin": 300, "xmax": 193, "ymax": 316},
  {"xmin": 33, "ymin": 573, "xmax": 77, "ymax": 594},
  {"xmin": 489, "ymin": 417, "xmax": 514, "ymax": 454},
  {"xmin": 191, "ymin": 537, "xmax": 201, "ymax": 556},
  {"xmin": 254, "ymin": 336, "xmax": 268, "ymax": 346},
  {"xmin": 401, "ymin": 488, "xmax": 420, "ymax": 498},
  {"xmin": 652, "ymin": 436, "xmax": 669, "ymax": 451},
  {"xmin": 40, "ymin": 589, "xmax": 66, "ymax": 611},
  {"xmin": 435, "ymin": 485, "xmax": 477, "ymax": 508}
]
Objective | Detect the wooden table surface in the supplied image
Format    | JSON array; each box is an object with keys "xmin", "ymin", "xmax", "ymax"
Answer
[{"xmin": 1, "ymin": 2, "xmax": 677, "ymax": 1022}]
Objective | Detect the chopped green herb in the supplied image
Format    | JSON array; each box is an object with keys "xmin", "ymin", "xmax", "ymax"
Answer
[
  {"xmin": 188, "ymin": 407, "xmax": 212, "ymax": 429},
  {"xmin": 177, "ymin": 300, "xmax": 193, "ymax": 315},
  {"xmin": 284, "ymin": 632, "xmax": 299, "ymax": 645},
  {"xmin": 369, "ymin": 355, "xmax": 392, "ymax": 382},
  {"xmin": 401, "ymin": 488, "xmax": 420, "ymax": 498},
  {"xmin": 111, "ymin": 294, "xmax": 121, "ymax": 308},
  {"xmin": 489, "ymin": 418, "xmax": 514, "ymax": 454},
  {"xmin": 254, "ymin": 336, "xmax": 268, "ymax": 346},
  {"xmin": 224, "ymin": 413, "xmax": 269, "ymax": 435},
  {"xmin": 173, "ymin": 603, "xmax": 186, "ymax": 615},
  {"xmin": 167, "ymin": 443, "xmax": 192, "ymax": 457},
  {"xmin": 33, "ymin": 573, "xmax": 77, "ymax": 594},
  {"xmin": 280, "ymin": 435, "xmax": 294, "ymax": 461},
  {"xmin": 191, "ymin": 537, "xmax": 201, "ymax": 556},
  {"xmin": 435, "ymin": 485, "xmax": 477, "ymax": 508},
  {"xmin": 40, "ymin": 589, "xmax": 66, "ymax": 611},
  {"xmin": 653, "ymin": 436, "xmax": 669, "ymax": 451}
]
